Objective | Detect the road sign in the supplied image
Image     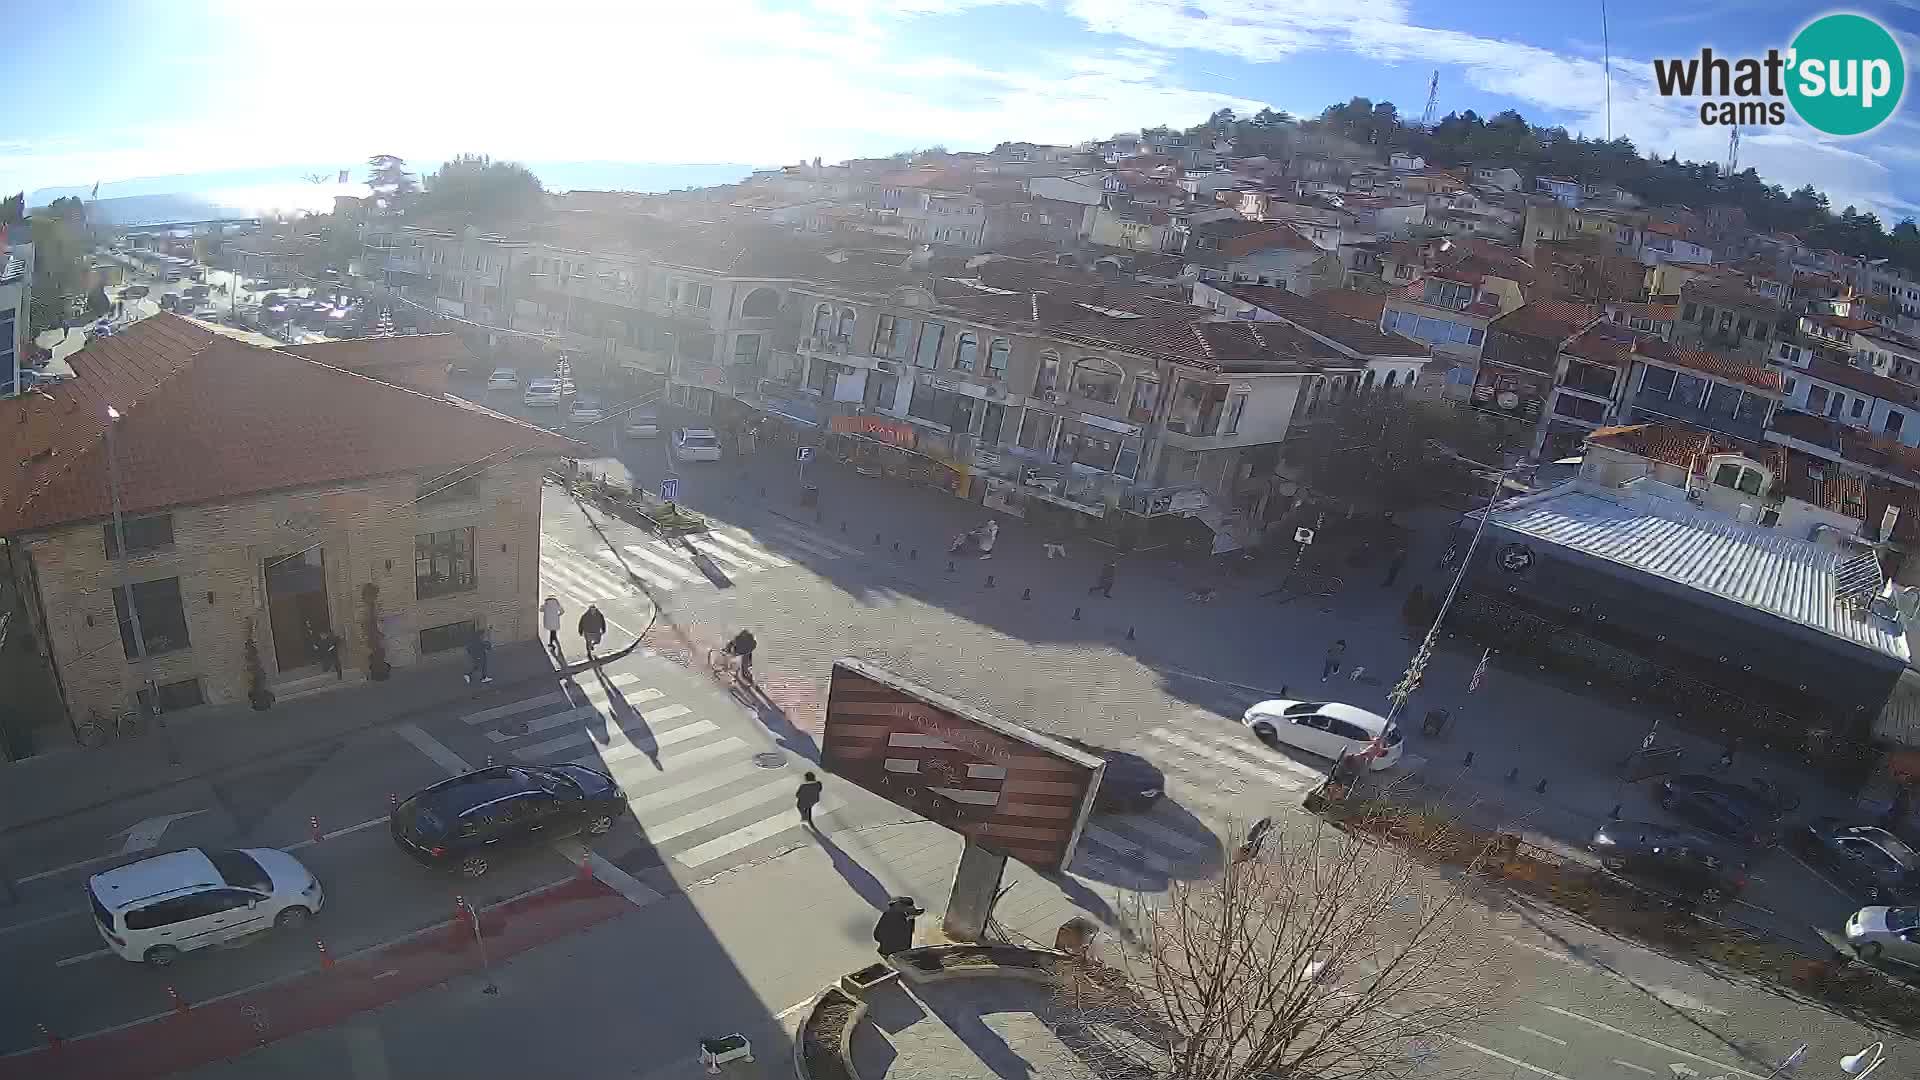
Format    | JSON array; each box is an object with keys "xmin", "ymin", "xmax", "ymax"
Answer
[
  {"xmin": 796, "ymin": 446, "xmax": 813, "ymax": 463},
  {"xmin": 1294, "ymin": 527, "xmax": 1315, "ymax": 545},
  {"xmin": 661, "ymin": 476, "xmax": 679, "ymax": 502},
  {"xmin": 115, "ymin": 810, "xmax": 208, "ymax": 856}
]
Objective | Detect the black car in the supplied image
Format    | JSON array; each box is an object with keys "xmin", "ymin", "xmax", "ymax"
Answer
[
  {"xmin": 1657, "ymin": 774, "xmax": 1782, "ymax": 847},
  {"xmin": 1589, "ymin": 820, "xmax": 1748, "ymax": 905},
  {"xmin": 1801, "ymin": 819, "xmax": 1920, "ymax": 904},
  {"xmin": 1057, "ymin": 737, "xmax": 1166, "ymax": 813},
  {"xmin": 391, "ymin": 764, "xmax": 624, "ymax": 878}
]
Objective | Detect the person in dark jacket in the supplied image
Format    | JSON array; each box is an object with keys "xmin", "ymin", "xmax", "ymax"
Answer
[
  {"xmin": 578, "ymin": 604, "xmax": 608, "ymax": 656},
  {"xmin": 725, "ymin": 628, "xmax": 757, "ymax": 682},
  {"xmin": 796, "ymin": 772, "xmax": 823, "ymax": 827},
  {"xmin": 1090, "ymin": 560, "xmax": 1117, "ymax": 598},
  {"xmin": 463, "ymin": 627, "xmax": 493, "ymax": 685},
  {"xmin": 874, "ymin": 897, "xmax": 924, "ymax": 956}
]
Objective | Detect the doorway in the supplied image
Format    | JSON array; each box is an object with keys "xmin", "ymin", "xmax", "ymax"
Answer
[{"xmin": 264, "ymin": 548, "xmax": 331, "ymax": 674}]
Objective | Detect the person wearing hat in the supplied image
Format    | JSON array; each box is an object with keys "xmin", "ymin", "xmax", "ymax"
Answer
[{"xmin": 873, "ymin": 897, "xmax": 924, "ymax": 956}]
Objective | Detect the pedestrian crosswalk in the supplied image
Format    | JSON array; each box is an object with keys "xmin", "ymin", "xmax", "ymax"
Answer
[
  {"xmin": 456, "ymin": 672, "xmax": 1325, "ymax": 886},
  {"xmin": 537, "ymin": 521, "xmax": 862, "ymax": 609},
  {"xmin": 1066, "ymin": 721, "xmax": 1327, "ymax": 885},
  {"xmin": 456, "ymin": 671, "xmax": 833, "ymax": 874}
]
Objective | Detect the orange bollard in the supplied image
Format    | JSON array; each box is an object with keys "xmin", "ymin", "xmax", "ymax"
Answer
[
  {"xmin": 37, "ymin": 1023, "xmax": 60, "ymax": 1052},
  {"xmin": 577, "ymin": 853, "xmax": 593, "ymax": 880},
  {"xmin": 167, "ymin": 985, "xmax": 188, "ymax": 1015},
  {"xmin": 388, "ymin": 792, "xmax": 399, "ymax": 814},
  {"xmin": 448, "ymin": 895, "xmax": 470, "ymax": 945},
  {"xmin": 316, "ymin": 939, "xmax": 334, "ymax": 969},
  {"xmin": 310, "ymin": 815, "xmax": 322, "ymax": 844}
]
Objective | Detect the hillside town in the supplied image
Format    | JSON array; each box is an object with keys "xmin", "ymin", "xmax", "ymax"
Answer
[{"xmin": 3, "ymin": 104, "xmax": 1920, "ymax": 1079}]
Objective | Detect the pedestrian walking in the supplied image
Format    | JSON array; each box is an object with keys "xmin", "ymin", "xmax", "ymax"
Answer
[
  {"xmin": 578, "ymin": 604, "xmax": 607, "ymax": 657},
  {"xmin": 1383, "ymin": 548, "xmax": 1407, "ymax": 588},
  {"xmin": 796, "ymin": 772, "xmax": 824, "ymax": 828},
  {"xmin": 976, "ymin": 520, "xmax": 998, "ymax": 560},
  {"xmin": 873, "ymin": 897, "xmax": 924, "ymax": 956},
  {"xmin": 1090, "ymin": 559, "xmax": 1117, "ymax": 598},
  {"xmin": 463, "ymin": 627, "xmax": 493, "ymax": 685},
  {"xmin": 541, "ymin": 595, "xmax": 565, "ymax": 655},
  {"xmin": 1321, "ymin": 639, "xmax": 1347, "ymax": 681}
]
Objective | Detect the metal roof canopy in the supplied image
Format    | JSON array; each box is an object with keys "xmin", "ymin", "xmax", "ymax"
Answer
[{"xmin": 1471, "ymin": 482, "xmax": 1910, "ymax": 664}]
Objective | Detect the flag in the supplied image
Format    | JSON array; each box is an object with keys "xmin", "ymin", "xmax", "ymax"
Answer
[
  {"xmin": 338, "ymin": 169, "xmax": 349, "ymax": 184},
  {"xmin": 1467, "ymin": 648, "xmax": 1491, "ymax": 693}
]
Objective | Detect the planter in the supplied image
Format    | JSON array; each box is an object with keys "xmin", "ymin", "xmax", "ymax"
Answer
[
  {"xmin": 795, "ymin": 986, "xmax": 865, "ymax": 1080},
  {"xmin": 839, "ymin": 963, "xmax": 899, "ymax": 997},
  {"xmin": 248, "ymin": 688, "xmax": 276, "ymax": 711},
  {"xmin": 891, "ymin": 945, "xmax": 1063, "ymax": 985}
]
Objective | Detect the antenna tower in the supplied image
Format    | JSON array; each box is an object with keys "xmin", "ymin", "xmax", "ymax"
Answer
[
  {"xmin": 1723, "ymin": 126, "xmax": 1740, "ymax": 177},
  {"xmin": 1420, "ymin": 70, "xmax": 1440, "ymax": 129}
]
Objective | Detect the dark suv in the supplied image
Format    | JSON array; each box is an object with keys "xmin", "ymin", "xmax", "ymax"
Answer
[
  {"xmin": 1801, "ymin": 819, "xmax": 1920, "ymax": 904},
  {"xmin": 391, "ymin": 764, "xmax": 625, "ymax": 878},
  {"xmin": 1657, "ymin": 774, "xmax": 1782, "ymax": 847},
  {"xmin": 1589, "ymin": 820, "xmax": 1748, "ymax": 906}
]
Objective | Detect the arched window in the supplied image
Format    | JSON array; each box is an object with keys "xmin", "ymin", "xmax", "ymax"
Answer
[
  {"xmin": 1383, "ymin": 370, "xmax": 1399, "ymax": 390},
  {"xmin": 835, "ymin": 308, "xmax": 856, "ymax": 341},
  {"xmin": 740, "ymin": 287, "xmax": 780, "ymax": 317},
  {"xmin": 1071, "ymin": 356, "xmax": 1124, "ymax": 404},
  {"xmin": 1035, "ymin": 350, "xmax": 1061, "ymax": 395},
  {"xmin": 954, "ymin": 332, "xmax": 979, "ymax": 373},
  {"xmin": 811, "ymin": 303, "xmax": 833, "ymax": 337},
  {"xmin": 1129, "ymin": 373, "xmax": 1160, "ymax": 421},
  {"xmin": 986, "ymin": 339, "xmax": 1010, "ymax": 379},
  {"xmin": 1362, "ymin": 369, "xmax": 1377, "ymax": 391}
]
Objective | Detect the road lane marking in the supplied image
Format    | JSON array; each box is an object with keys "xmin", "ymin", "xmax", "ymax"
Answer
[
  {"xmin": 645, "ymin": 779, "xmax": 795, "ymax": 844},
  {"xmin": 514, "ymin": 715, "xmax": 715, "ymax": 761},
  {"xmin": 55, "ymin": 948, "xmax": 111, "ymax": 967},
  {"xmin": 700, "ymin": 530, "xmax": 791, "ymax": 566},
  {"xmin": 1613, "ymin": 1061, "xmax": 1657, "ymax": 1075},
  {"xmin": 1783, "ymin": 847, "xmax": 1855, "ymax": 903},
  {"xmin": 396, "ymin": 723, "xmax": 475, "ymax": 776},
  {"xmin": 320, "ymin": 816, "xmax": 389, "ymax": 841},
  {"xmin": 18, "ymin": 853, "xmax": 122, "ymax": 884},
  {"xmin": 577, "ymin": 735, "xmax": 747, "ymax": 773},
  {"xmin": 1445, "ymin": 1035, "xmax": 1572, "ymax": 1079},
  {"xmin": 1538, "ymin": 1006, "xmax": 1765, "ymax": 1079},
  {"xmin": 460, "ymin": 675, "xmax": 643, "ymax": 726},
  {"xmin": 1516, "ymin": 1025, "xmax": 1568, "ymax": 1047},
  {"xmin": 674, "ymin": 801, "xmax": 834, "ymax": 867}
]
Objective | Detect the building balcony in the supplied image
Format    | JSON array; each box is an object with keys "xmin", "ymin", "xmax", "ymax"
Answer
[{"xmin": 1628, "ymin": 388, "xmax": 1767, "ymax": 442}]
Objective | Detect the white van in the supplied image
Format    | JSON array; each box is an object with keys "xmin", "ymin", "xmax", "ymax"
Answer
[{"xmin": 88, "ymin": 847, "xmax": 324, "ymax": 967}]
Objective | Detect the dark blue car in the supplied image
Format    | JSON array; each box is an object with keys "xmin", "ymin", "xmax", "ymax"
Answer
[{"xmin": 391, "ymin": 764, "xmax": 624, "ymax": 878}]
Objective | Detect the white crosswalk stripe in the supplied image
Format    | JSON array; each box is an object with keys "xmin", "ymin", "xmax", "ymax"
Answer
[
  {"xmin": 537, "ymin": 528, "xmax": 821, "ymax": 607},
  {"xmin": 734, "ymin": 521, "xmax": 865, "ymax": 560},
  {"xmin": 614, "ymin": 544, "xmax": 708, "ymax": 586},
  {"xmin": 1145, "ymin": 727, "xmax": 1326, "ymax": 789}
]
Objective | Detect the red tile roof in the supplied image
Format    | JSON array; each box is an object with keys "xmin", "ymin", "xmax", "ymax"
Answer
[
  {"xmin": 1799, "ymin": 358, "xmax": 1920, "ymax": 406},
  {"xmin": 1490, "ymin": 300, "xmax": 1602, "ymax": 343},
  {"xmin": 0, "ymin": 315, "xmax": 579, "ymax": 535},
  {"xmin": 1585, "ymin": 423, "xmax": 1786, "ymax": 478},
  {"xmin": 1315, "ymin": 288, "xmax": 1388, "ymax": 323},
  {"xmin": 1216, "ymin": 283, "xmax": 1427, "ymax": 355},
  {"xmin": 278, "ymin": 334, "xmax": 470, "ymax": 393}
]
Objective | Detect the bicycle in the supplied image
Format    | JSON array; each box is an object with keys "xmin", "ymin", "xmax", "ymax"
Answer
[
  {"xmin": 707, "ymin": 647, "xmax": 744, "ymax": 686},
  {"xmin": 75, "ymin": 707, "xmax": 146, "ymax": 748}
]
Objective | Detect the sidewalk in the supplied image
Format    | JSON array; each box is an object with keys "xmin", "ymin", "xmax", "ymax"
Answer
[
  {"xmin": 0, "ymin": 640, "xmax": 564, "ymax": 835},
  {"xmin": 140, "ymin": 819, "xmax": 1108, "ymax": 1079}
]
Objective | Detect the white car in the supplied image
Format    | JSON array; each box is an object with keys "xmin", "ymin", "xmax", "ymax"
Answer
[
  {"xmin": 568, "ymin": 397, "xmax": 607, "ymax": 426},
  {"xmin": 1242, "ymin": 699, "xmax": 1403, "ymax": 771},
  {"xmin": 88, "ymin": 847, "xmax": 324, "ymax": 968},
  {"xmin": 523, "ymin": 378, "xmax": 563, "ymax": 408},
  {"xmin": 673, "ymin": 427, "xmax": 723, "ymax": 462},
  {"xmin": 485, "ymin": 368, "xmax": 519, "ymax": 391},
  {"xmin": 1846, "ymin": 905, "xmax": 1920, "ymax": 965}
]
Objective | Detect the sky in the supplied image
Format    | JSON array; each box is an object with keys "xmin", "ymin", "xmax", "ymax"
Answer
[{"xmin": 3, "ymin": 0, "xmax": 1918, "ymax": 222}]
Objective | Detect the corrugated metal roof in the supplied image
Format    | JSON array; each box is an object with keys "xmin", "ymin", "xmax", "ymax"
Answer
[{"xmin": 1478, "ymin": 485, "xmax": 1909, "ymax": 662}]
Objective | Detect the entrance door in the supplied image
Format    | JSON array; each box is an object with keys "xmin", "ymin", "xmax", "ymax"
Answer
[{"xmin": 264, "ymin": 549, "xmax": 330, "ymax": 673}]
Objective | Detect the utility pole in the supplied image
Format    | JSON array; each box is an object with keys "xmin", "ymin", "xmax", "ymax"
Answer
[{"xmin": 105, "ymin": 405, "xmax": 179, "ymax": 765}]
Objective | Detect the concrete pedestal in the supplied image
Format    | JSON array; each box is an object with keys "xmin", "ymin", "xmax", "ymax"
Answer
[{"xmin": 942, "ymin": 839, "xmax": 1008, "ymax": 941}]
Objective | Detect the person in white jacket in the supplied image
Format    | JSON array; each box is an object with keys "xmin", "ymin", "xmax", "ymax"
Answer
[{"xmin": 541, "ymin": 596, "xmax": 564, "ymax": 654}]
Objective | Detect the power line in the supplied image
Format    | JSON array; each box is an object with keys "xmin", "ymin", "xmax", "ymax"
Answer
[{"xmin": 1600, "ymin": 0, "xmax": 1613, "ymax": 143}]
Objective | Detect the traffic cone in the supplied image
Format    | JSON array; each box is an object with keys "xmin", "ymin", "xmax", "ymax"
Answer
[
  {"xmin": 316, "ymin": 940, "xmax": 335, "ymax": 969},
  {"xmin": 577, "ymin": 853, "xmax": 593, "ymax": 880},
  {"xmin": 167, "ymin": 986, "xmax": 188, "ymax": 1015},
  {"xmin": 309, "ymin": 815, "xmax": 321, "ymax": 844},
  {"xmin": 36, "ymin": 1023, "xmax": 59, "ymax": 1052}
]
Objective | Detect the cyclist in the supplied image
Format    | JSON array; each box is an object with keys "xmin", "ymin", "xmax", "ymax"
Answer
[{"xmin": 723, "ymin": 629, "xmax": 757, "ymax": 682}]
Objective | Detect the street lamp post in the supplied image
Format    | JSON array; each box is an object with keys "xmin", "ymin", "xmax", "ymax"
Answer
[
  {"xmin": 104, "ymin": 406, "xmax": 179, "ymax": 765},
  {"xmin": 1383, "ymin": 465, "xmax": 1523, "ymax": 729},
  {"xmin": 1841, "ymin": 1042, "xmax": 1885, "ymax": 1077}
]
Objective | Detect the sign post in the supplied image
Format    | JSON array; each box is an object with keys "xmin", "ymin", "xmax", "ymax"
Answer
[
  {"xmin": 796, "ymin": 445, "xmax": 812, "ymax": 487},
  {"xmin": 660, "ymin": 475, "xmax": 679, "ymax": 508}
]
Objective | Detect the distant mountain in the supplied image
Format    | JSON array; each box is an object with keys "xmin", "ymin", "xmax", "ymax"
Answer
[{"xmin": 27, "ymin": 160, "xmax": 763, "ymax": 225}]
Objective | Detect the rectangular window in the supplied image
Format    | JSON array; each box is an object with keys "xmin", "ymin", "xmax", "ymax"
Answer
[
  {"xmin": 1071, "ymin": 426, "xmax": 1122, "ymax": 471},
  {"xmin": 948, "ymin": 394, "xmax": 977, "ymax": 434},
  {"xmin": 415, "ymin": 527, "xmax": 477, "ymax": 599},
  {"xmin": 1734, "ymin": 392, "xmax": 1769, "ymax": 425},
  {"xmin": 1682, "ymin": 303, "xmax": 1697, "ymax": 321},
  {"xmin": 867, "ymin": 372, "xmax": 900, "ymax": 412},
  {"xmin": 986, "ymin": 339, "xmax": 1009, "ymax": 379},
  {"xmin": 874, "ymin": 314, "xmax": 896, "ymax": 356},
  {"xmin": 1706, "ymin": 382, "xmax": 1744, "ymax": 419},
  {"xmin": 1016, "ymin": 407, "xmax": 1053, "ymax": 450},
  {"xmin": 1808, "ymin": 385, "xmax": 1830, "ymax": 414},
  {"xmin": 953, "ymin": 334, "xmax": 978, "ymax": 373},
  {"xmin": 806, "ymin": 357, "xmax": 831, "ymax": 393},
  {"xmin": 691, "ymin": 283, "xmax": 713, "ymax": 309},
  {"xmin": 1852, "ymin": 397, "xmax": 1867, "ymax": 419},
  {"xmin": 979, "ymin": 402, "xmax": 1007, "ymax": 446},
  {"xmin": 1114, "ymin": 435, "xmax": 1142, "ymax": 480},
  {"xmin": 102, "ymin": 513, "xmax": 175, "ymax": 559},
  {"xmin": 914, "ymin": 322, "xmax": 945, "ymax": 370},
  {"xmin": 1889, "ymin": 411, "xmax": 1906, "ymax": 436},
  {"xmin": 1670, "ymin": 372, "xmax": 1707, "ymax": 408},
  {"xmin": 1783, "ymin": 377, "xmax": 1797, "ymax": 397},
  {"xmin": 419, "ymin": 620, "xmax": 476, "ymax": 655},
  {"xmin": 732, "ymin": 334, "xmax": 762, "ymax": 367},
  {"xmin": 1035, "ymin": 353, "xmax": 1061, "ymax": 395},
  {"xmin": 1223, "ymin": 392, "xmax": 1248, "ymax": 435},
  {"xmin": 136, "ymin": 678, "xmax": 205, "ymax": 714},
  {"xmin": 114, "ymin": 577, "xmax": 190, "ymax": 659}
]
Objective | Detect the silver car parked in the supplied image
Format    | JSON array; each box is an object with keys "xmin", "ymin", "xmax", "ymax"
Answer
[{"xmin": 1845, "ymin": 905, "xmax": 1920, "ymax": 965}]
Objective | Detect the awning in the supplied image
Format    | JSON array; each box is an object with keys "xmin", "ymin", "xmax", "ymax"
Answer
[{"xmin": 761, "ymin": 396, "xmax": 822, "ymax": 427}]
